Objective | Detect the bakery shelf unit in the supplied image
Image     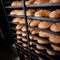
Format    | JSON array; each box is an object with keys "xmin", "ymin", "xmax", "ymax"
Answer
[{"xmin": 1, "ymin": 0, "xmax": 60, "ymax": 60}]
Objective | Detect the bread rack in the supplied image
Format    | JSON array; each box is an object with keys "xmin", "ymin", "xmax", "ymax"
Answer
[{"xmin": 0, "ymin": 0, "xmax": 60, "ymax": 60}]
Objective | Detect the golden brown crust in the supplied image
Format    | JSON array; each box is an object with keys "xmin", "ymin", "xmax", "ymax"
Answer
[
  {"xmin": 17, "ymin": 36, "xmax": 22, "ymax": 39},
  {"xmin": 16, "ymin": 25, "xmax": 22, "ymax": 30},
  {"xmin": 31, "ymin": 30, "xmax": 39, "ymax": 34},
  {"xmin": 49, "ymin": 0, "xmax": 60, "ymax": 3},
  {"xmin": 16, "ymin": 30, "xmax": 22, "ymax": 35},
  {"xmin": 22, "ymin": 43, "xmax": 27, "ymax": 47},
  {"xmin": 49, "ymin": 34, "xmax": 60, "ymax": 44},
  {"xmin": 22, "ymin": 33, "xmax": 27, "ymax": 37},
  {"xmin": 50, "ymin": 23, "xmax": 60, "ymax": 32}
]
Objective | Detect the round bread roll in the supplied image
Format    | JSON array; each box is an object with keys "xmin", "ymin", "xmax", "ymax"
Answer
[
  {"xmin": 17, "ymin": 36, "xmax": 22, "ymax": 39},
  {"xmin": 22, "ymin": 38, "xmax": 27, "ymax": 42},
  {"xmin": 12, "ymin": 18, "xmax": 22, "ymax": 23},
  {"xmin": 30, "ymin": 20, "xmax": 40, "ymax": 26},
  {"xmin": 46, "ymin": 50, "xmax": 55, "ymax": 55},
  {"xmin": 49, "ymin": 34, "xmax": 60, "ymax": 44},
  {"xmin": 36, "ymin": 45, "xmax": 44, "ymax": 50},
  {"xmin": 34, "ymin": 10, "xmax": 50, "ymax": 17},
  {"xmin": 22, "ymin": 43, "xmax": 27, "ymax": 47},
  {"xmin": 29, "ymin": 36, "xmax": 33, "ymax": 40},
  {"xmin": 49, "ymin": 0, "xmax": 60, "ymax": 3},
  {"xmin": 16, "ymin": 30, "xmax": 22, "ymax": 35},
  {"xmin": 30, "ymin": 41, "xmax": 33, "ymax": 45},
  {"xmin": 39, "ymin": 31, "xmax": 50, "ymax": 37},
  {"xmin": 17, "ymin": 40, "xmax": 22, "ymax": 44},
  {"xmin": 26, "ymin": 9, "xmax": 35, "ymax": 16},
  {"xmin": 37, "ymin": 39, "xmax": 48, "ymax": 44},
  {"xmin": 51, "ymin": 45, "xmax": 60, "ymax": 51},
  {"xmin": 25, "ymin": 0, "xmax": 34, "ymax": 5},
  {"xmin": 49, "ymin": 10, "xmax": 60, "ymax": 18},
  {"xmin": 38, "ymin": 21, "xmax": 53, "ymax": 29},
  {"xmin": 34, "ymin": 0, "xmax": 49, "ymax": 4},
  {"xmin": 11, "ymin": 1, "xmax": 22, "ymax": 6},
  {"xmin": 10, "ymin": 10, "xmax": 20, "ymax": 15},
  {"xmin": 22, "ymin": 33, "xmax": 27, "ymax": 37},
  {"xmin": 33, "ymin": 37, "xmax": 38, "ymax": 41},
  {"xmin": 16, "ymin": 25, "xmax": 22, "ymax": 30},
  {"xmin": 28, "ymin": 28, "xmax": 33, "ymax": 32},
  {"xmin": 35, "ymin": 50, "xmax": 40, "ymax": 54},
  {"xmin": 31, "ymin": 30, "xmax": 39, "ymax": 34},
  {"xmin": 50, "ymin": 23, "xmax": 60, "ymax": 32},
  {"xmin": 38, "ymin": 57, "xmax": 44, "ymax": 60},
  {"xmin": 21, "ymin": 27, "xmax": 26, "ymax": 32}
]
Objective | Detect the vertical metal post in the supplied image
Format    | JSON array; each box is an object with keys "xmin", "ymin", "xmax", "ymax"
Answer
[{"xmin": 22, "ymin": 0, "xmax": 31, "ymax": 60}]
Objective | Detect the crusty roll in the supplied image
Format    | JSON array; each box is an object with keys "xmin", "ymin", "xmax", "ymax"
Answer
[
  {"xmin": 51, "ymin": 45, "xmax": 60, "ymax": 51},
  {"xmin": 30, "ymin": 20, "xmax": 40, "ymax": 26},
  {"xmin": 34, "ymin": 0, "xmax": 49, "ymax": 4},
  {"xmin": 21, "ymin": 27, "xmax": 26, "ymax": 32},
  {"xmin": 29, "ymin": 36, "xmax": 33, "ymax": 40},
  {"xmin": 11, "ymin": 1, "xmax": 22, "ymax": 6},
  {"xmin": 39, "ymin": 31, "xmax": 50, "ymax": 37},
  {"xmin": 34, "ymin": 10, "xmax": 50, "ymax": 17},
  {"xmin": 49, "ymin": 34, "xmax": 60, "ymax": 44},
  {"xmin": 17, "ymin": 36, "xmax": 22, "ymax": 39},
  {"xmin": 33, "ymin": 37, "xmax": 38, "ymax": 41},
  {"xmin": 38, "ymin": 57, "xmax": 44, "ymax": 60},
  {"xmin": 31, "ymin": 30, "xmax": 39, "ymax": 34},
  {"xmin": 50, "ymin": 23, "xmax": 60, "ymax": 32},
  {"xmin": 26, "ymin": 9, "xmax": 35, "ymax": 16},
  {"xmin": 22, "ymin": 33, "xmax": 27, "ymax": 37},
  {"xmin": 36, "ymin": 45, "xmax": 44, "ymax": 50},
  {"xmin": 22, "ymin": 38, "xmax": 27, "ymax": 42},
  {"xmin": 46, "ymin": 50, "xmax": 55, "ymax": 55},
  {"xmin": 17, "ymin": 40, "xmax": 22, "ymax": 44},
  {"xmin": 12, "ymin": 18, "xmax": 22, "ymax": 23},
  {"xmin": 35, "ymin": 50, "xmax": 40, "ymax": 54},
  {"xmin": 49, "ymin": 0, "xmax": 60, "ymax": 3},
  {"xmin": 49, "ymin": 10, "xmax": 60, "ymax": 18},
  {"xmin": 10, "ymin": 10, "xmax": 20, "ymax": 15},
  {"xmin": 38, "ymin": 21, "xmax": 53, "ymax": 29},
  {"xmin": 16, "ymin": 30, "xmax": 22, "ymax": 35},
  {"xmin": 16, "ymin": 25, "xmax": 22, "ymax": 30},
  {"xmin": 28, "ymin": 28, "xmax": 33, "ymax": 32},
  {"xmin": 37, "ymin": 39, "xmax": 48, "ymax": 44},
  {"xmin": 22, "ymin": 43, "xmax": 27, "ymax": 47},
  {"xmin": 30, "ymin": 41, "xmax": 33, "ymax": 45}
]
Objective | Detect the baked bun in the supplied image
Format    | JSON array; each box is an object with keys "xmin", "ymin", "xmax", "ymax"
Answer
[
  {"xmin": 30, "ymin": 20, "xmax": 40, "ymax": 26},
  {"xmin": 33, "ymin": 37, "xmax": 38, "ymax": 41},
  {"xmin": 50, "ymin": 23, "xmax": 60, "ymax": 32},
  {"xmin": 28, "ymin": 28, "xmax": 33, "ymax": 32},
  {"xmin": 39, "ymin": 31, "xmax": 50, "ymax": 37},
  {"xmin": 49, "ymin": 10, "xmax": 60, "ymax": 18},
  {"xmin": 49, "ymin": 0, "xmax": 60, "ymax": 3},
  {"xmin": 34, "ymin": 0, "xmax": 49, "ymax": 4},
  {"xmin": 17, "ymin": 36, "xmax": 22, "ymax": 39},
  {"xmin": 30, "ymin": 41, "xmax": 33, "ymax": 45},
  {"xmin": 16, "ymin": 30, "xmax": 22, "ymax": 35},
  {"xmin": 22, "ymin": 33, "xmax": 27, "ymax": 37},
  {"xmin": 49, "ymin": 34, "xmax": 60, "ymax": 44},
  {"xmin": 22, "ymin": 38, "xmax": 27, "ymax": 42},
  {"xmin": 22, "ymin": 43, "xmax": 27, "ymax": 47},
  {"xmin": 10, "ymin": 10, "xmax": 20, "ymax": 15},
  {"xmin": 11, "ymin": 1, "xmax": 22, "ymax": 6},
  {"xmin": 35, "ymin": 50, "xmax": 40, "ymax": 54},
  {"xmin": 38, "ymin": 57, "xmax": 44, "ymax": 60},
  {"xmin": 31, "ymin": 30, "xmax": 39, "ymax": 34},
  {"xmin": 16, "ymin": 25, "xmax": 22, "ymax": 30},
  {"xmin": 26, "ymin": 9, "xmax": 35, "ymax": 16},
  {"xmin": 17, "ymin": 40, "xmax": 21, "ymax": 43},
  {"xmin": 36, "ymin": 45, "xmax": 44, "ymax": 50},
  {"xmin": 38, "ymin": 21, "xmax": 53, "ymax": 29},
  {"xmin": 51, "ymin": 45, "xmax": 60, "ymax": 51},
  {"xmin": 46, "ymin": 50, "xmax": 55, "ymax": 55},
  {"xmin": 21, "ymin": 27, "xmax": 26, "ymax": 32},
  {"xmin": 12, "ymin": 18, "xmax": 22, "ymax": 23},
  {"xmin": 34, "ymin": 10, "xmax": 50, "ymax": 17},
  {"xmin": 29, "ymin": 36, "xmax": 33, "ymax": 40},
  {"xmin": 37, "ymin": 39, "xmax": 48, "ymax": 44}
]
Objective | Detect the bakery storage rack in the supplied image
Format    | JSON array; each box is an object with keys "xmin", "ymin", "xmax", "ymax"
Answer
[{"xmin": 0, "ymin": 0, "xmax": 60, "ymax": 60}]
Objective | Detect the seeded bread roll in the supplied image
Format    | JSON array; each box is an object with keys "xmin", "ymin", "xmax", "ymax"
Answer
[
  {"xmin": 11, "ymin": 1, "xmax": 22, "ymax": 6},
  {"xmin": 26, "ymin": 9, "xmax": 35, "ymax": 16},
  {"xmin": 49, "ymin": 0, "xmax": 60, "ymax": 3},
  {"xmin": 12, "ymin": 18, "xmax": 22, "ymax": 23},
  {"xmin": 50, "ymin": 23, "xmax": 60, "ymax": 32},
  {"xmin": 46, "ymin": 50, "xmax": 55, "ymax": 55},
  {"xmin": 10, "ymin": 10, "xmax": 20, "ymax": 15},
  {"xmin": 49, "ymin": 34, "xmax": 60, "ymax": 44},
  {"xmin": 49, "ymin": 10, "xmax": 60, "ymax": 18},
  {"xmin": 16, "ymin": 25, "xmax": 22, "ymax": 30},
  {"xmin": 39, "ymin": 31, "xmax": 50, "ymax": 37},
  {"xmin": 51, "ymin": 45, "xmax": 60, "ymax": 51},
  {"xmin": 34, "ymin": 10, "xmax": 50, "ymax": 17},
  {"xmin": 16, "ymin": 30, "xmax": 22, "ymax": 35},
  {"xmin": 22, "ymin": 33, "xmax": 27, "ymax": 37},
  {"xmin": 34, "ymin": 0, "xmax": 49, "ymax": 4},
  {"xmin": 17, "ymin": 36, "xmax": 22, "ymax": 39},
  {"xmin": 30, "ymin": 20, "xmax": 40, "ymax": 26},
  {"xmin": 37, "ymin": 39, "xmax": 48, "ymax": 44},
  {"xmin": 36, "ymin": 45, "xmax": 44, "ymax": 50},
  {"xmin": 38, "ymin": 21, "xmax": 53, "ymax": 29}
]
